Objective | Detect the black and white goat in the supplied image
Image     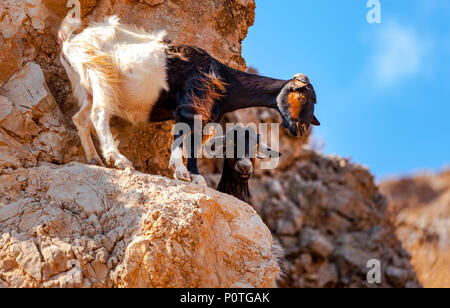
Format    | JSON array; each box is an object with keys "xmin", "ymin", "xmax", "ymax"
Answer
[
  {"xmin": 59, "ymin": 16, "xmax": 320, "ymax": 184},
  {"xmin": 212, "ymin": 128, "xmax": 281, "ymax": 204}
]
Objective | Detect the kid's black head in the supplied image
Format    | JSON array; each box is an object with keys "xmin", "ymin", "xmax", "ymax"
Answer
[
  {"xmin": 277, "ymin": 73, "xmax": 320, "ymax": 137},
  {"xmin": 225, "ymin": 129, "xmax": 255, "ymax": 183},
  {"xmin": 211, "ymin": 127, "xmax": 281, "ymax": 183}
]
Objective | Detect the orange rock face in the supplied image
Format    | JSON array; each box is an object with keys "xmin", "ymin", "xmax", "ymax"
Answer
[
  {"xmin": 380, "ymin": 171, "xmax": 450, "ymax": 288},
  {"xmin": 0, "ymin": 0, "xmax": 283, "ymax": 289},
  {"xmin": 0, "ymin": 164, "xmax": 279, "ymax": 288}
]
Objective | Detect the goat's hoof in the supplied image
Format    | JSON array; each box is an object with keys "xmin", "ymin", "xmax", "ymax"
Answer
[
  {"xmin": 191, "ymin": 174, "xmax": 207, "ymax": 186},
  {"xmin": 174, "ymin": 170, "xmax": 191, "ymax": 182},
  {"xmin": 90, "ymin": 157, "xmax": 104, "ymax": 167},
  {"xmin": 115, "ymin": 159, "xmax": 134, "ymax": 171}
]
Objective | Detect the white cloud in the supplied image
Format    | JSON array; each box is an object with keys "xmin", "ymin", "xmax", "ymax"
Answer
[{"xmin": 371, "ymin": 23, "xmax": 427, "ymax": 86}]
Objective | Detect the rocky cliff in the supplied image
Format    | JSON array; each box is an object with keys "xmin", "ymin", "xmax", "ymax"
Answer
[
  {"xmin": 0, "ymin": 0, "xmax": 425, "ymax": 288},
  {"xmin": 0, "ymin": 0, "xmax": 282, "ymax": 288},
  {"xmin": 206, "ymin": 151, "xmax": 421, "ymax": 288},
  {"xmin": 380, "ymin": 171, "xmax": 450, "ymax": 288},
  {"xmin": 0, "ymin": 163, "xmax": 278, "ymax": 288}
]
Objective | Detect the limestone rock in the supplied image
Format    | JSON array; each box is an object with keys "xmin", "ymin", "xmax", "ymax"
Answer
[
  {"xmin": 0, "ymin": 163, "xmax": 279, "ymax": 288},
  {"xmin": 0, "ymin": 63, "xmax": 82, "ymax": 172},
  {"xmin": 0, "ymin": 1, "xmax": 275, "ymax": 288},
  {"xmin": 0, "ymin": 0, "xmax": 280, "ymax": 289},
  {"xmin": 380, "ymin": 171, "xmax": 450, "ymax": 288}
]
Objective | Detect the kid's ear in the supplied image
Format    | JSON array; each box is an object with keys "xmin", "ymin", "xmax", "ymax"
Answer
[
  {"xmin": 205, "ymin": 135, "xmax": 226, "ymax": 151},
  {"xmin": 312, "ymin": 116, "xmax": 321, "ymax": 126},
  {"xmin": 257, "ymin": 142, "xmax": 282, "ymax": 159}
]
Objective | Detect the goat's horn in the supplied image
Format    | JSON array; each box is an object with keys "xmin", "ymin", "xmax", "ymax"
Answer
[
  {"xmin": 293, "ymin": 73, "xmax": 310, "ymax": 83},
  {"xmin": 211, "ymin": 135, "xmax": 225, "ymax": 141},
  {"xmin": 207, "ymin": 135, "xmax": 226, "ymax": 146},
  {"xmin": 258, "ymin": 143, "xmax": 281, "ymax": 159}
]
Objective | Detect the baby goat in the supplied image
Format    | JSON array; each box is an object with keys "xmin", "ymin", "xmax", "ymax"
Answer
[
  {"xmin": 210, "ymin": 127, "xmax": 280, "ymax": 204},
  {"xmin": 59, "ymin": 16, "xmax": 319, "ymax": 185}
]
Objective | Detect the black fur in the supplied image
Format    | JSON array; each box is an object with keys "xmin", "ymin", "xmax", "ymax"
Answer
[
  {"xmin": 217, "ymin": 159, "xmax": 252, "ymax": 204},
  {"xmin": 151, "ymin": 44, "xmax": 318, "ymax": 178},
  {"xmin": 216, "ymin": 128, "xmax": 256, "ymax": 204}
]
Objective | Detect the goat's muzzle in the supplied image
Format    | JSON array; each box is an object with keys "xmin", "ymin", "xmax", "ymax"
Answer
[{"xmin": 235, "ymin": 159, "xmax": 253, "ymax": 181}]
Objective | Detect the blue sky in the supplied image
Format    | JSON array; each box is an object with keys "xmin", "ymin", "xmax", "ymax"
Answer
[{"xmin": 242, "ymin": 0, "xmax": 450, "ymax": 179}]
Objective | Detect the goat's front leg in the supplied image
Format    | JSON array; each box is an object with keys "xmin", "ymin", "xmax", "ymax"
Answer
[
  {"xmin": 170, "ymin": 105, "xmax": 207, "ymax": 185},
  {"xmin": 169, "ymin": 144, "xmax": 206, "ymax": 185},
  {"xmin": 188, "ymin": 157, "xmax": 207, "ymax": 186},
  {"xmin": 185, "ymin": 129, "xmax": 207, "ymax": 186},
  {"xmin": 72, "ymin": 94, "xmax": 104, "ymax": 167},
  {"xmin": 89, "ymin": 71, "xmax": 134, "ymax": 171},
  {"xmin": 169, "ymin": 135, "xmax": 191, "ymax": 182}
]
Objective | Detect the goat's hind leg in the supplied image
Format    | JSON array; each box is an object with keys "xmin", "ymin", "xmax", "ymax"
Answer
[
  {"xmin": 72, "ymin": 95, "xmax": 104, "ymax": 166},
  {"xmin": 89, "ymin": 71, "xmax": 134, "ymax": 171}
]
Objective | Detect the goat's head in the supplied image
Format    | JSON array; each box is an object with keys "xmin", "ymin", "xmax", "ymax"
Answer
[
  {"xmin": 277, "ymin": 73, "xmax": 320, "ymax": 137},
  {"xmin": 211, "ymin": 128, "xmax": 281, "ymax": 183}
]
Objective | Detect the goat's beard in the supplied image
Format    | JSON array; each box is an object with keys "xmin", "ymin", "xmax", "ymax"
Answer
[
  {"xmin": 279, "ymin": 111, "xmax": 301, "ymax": 137},
  {"xmin": 279, "ymin": 109, "xmax": 314, "ymax": 137},
  {"xmin": 217, "ymin": 170, "xmax": 252, "ymax": 204},
  {"xmin": 234, "ymin": 173, "xmax": 251, "ymax": 183}
]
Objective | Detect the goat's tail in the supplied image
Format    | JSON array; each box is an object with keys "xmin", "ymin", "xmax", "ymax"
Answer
[
  {"xmin": 59, "ymin": 14, "xmax": 121, "ymax": 105},
  {"xmin": 71, "ymin": 43, "xmax": 122, "ymax": 106}
]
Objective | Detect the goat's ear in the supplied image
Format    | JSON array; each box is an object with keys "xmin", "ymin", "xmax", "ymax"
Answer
[
  {"xmin": 210, "ymin": 135, "xmax": 226, "ymax": 144},
  {"xmin": 312, "ymin": 116, "xmax": 321, "ymax": 126},
  {"xmin": 205, "ymin": 135, "xmax": 226, "ymax": 151}
]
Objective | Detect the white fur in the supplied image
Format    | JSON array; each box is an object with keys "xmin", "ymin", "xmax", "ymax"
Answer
[{"xmin": 61, "ymin": 16, "xmax": 168, "ymax": 169}]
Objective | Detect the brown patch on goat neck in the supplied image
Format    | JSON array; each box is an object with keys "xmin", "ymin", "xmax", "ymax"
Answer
[
  {"xmin": 288, "ymin": 92, "xmax": 305, "ymax": 119},
  {"xmin": 191, "ymin": 72, "xmax": 227, "ymax": 122}
]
